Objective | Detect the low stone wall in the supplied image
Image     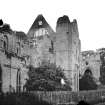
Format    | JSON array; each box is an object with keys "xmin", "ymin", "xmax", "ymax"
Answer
[{"xmin": 29, "ymin": 89, "xmax": 105, "ymax": 104}]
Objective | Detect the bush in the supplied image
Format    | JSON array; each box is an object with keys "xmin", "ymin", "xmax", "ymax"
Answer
[
  {"xmin": 77, "ymin": 100, "xmax": 90, "ymax": 105},
  {"xmin": 25, "ymin": 62, "xmax": 71, "ymax": 91}
]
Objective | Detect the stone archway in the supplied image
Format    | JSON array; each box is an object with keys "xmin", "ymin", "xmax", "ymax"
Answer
[{"xmin": 84, "ymin": 67, "xmax": 93, "ymax": 76}]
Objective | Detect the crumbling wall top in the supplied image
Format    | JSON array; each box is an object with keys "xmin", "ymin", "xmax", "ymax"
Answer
[{"xmin": 57, "ymin": 15, "xmax": 70, "ymax": 25}]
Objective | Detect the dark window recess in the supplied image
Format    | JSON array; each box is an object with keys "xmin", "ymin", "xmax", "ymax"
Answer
[
  {"xmin": 0, "ymin": 40, "xmax": 3, "ymax": 48},
  {"xmin": 16, "ymin": 42, "xmax": 20, "ymax": 56},
  {"xmin": 66, "ymin": 31, "xmax": 69, "ymax": 34},
  {"xmin": 0, "ymin": 65, "xmax": 2, "ymax": 92},
  {"xmin": 16, "ymin": 69, "xmax": 21, "ymax": 93},
  {"xmin": 3, "ymin": 35, "xmax": 8, "ymax": 51},
  {"xmin": 49, "ymin": 40, "xmax": 54, "ymax": 53},
  {"xmin": 85, "ymin": 61, "xmax": 89, "ymax": 65},
  {"xmin": 37, "ymin": 36, "xmax": 43, "ymax": 40},
  {"xmin": 85, "ymin": 68, "xmax": 92, "ymax": 76},
  {"xmin": 49, "ymin": 48, "xmax": 53, "ymax": 53},
  {"xmin": 4, "ymin": 40, "xmax": 8, "ymax": 55},
  {"xmin": 3, "ymin": 41, "xmax": 6, "ymax": 49}
]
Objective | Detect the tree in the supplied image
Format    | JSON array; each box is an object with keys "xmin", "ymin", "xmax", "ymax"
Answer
[
  {"xmin": 0, "ymin": 19, "xmax": 3, "ymax": 26},
  {"xmin": 0, "ymin": 24, "xmax": 12, "ymax": 34},
  {"xmin": 25, "ymin": 61, "xmax": 71, "ymax": 91},
  {"xmin": 79, "ymin": 68, "xmax": 97, "ymax": 90}
]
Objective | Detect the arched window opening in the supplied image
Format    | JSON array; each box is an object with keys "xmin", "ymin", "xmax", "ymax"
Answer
[
  {"xmin": 85, "ymin": 61, "xmax": 89, "ymax": 65},
  {"xmin": 3, "ymin": 41, "xmax": 6, "ymax": 49},
  {"xmin": 84, "ymin": 68, "xmax": 92, "ymax": 76},
  {"xmin": 49, "ymin": 40, "xmax": 54, "ymax": 53},
  {"xmin": 3, "ymin": 35, "xmax": 8, "ymax": 51},
  {"xmin": 16, "ymin": 68, "xmax": 21, "ymax": 93},
  {"xmin": 0, "ymin": 39, "xmax": 4, "ymax": 49},
  {"xmin": 16, "ymin": 42, "xmax": 20, "ymax": 56}
]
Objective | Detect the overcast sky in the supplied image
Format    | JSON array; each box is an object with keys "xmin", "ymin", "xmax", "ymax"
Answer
[{"xmin": 0, "ymin": 0, "xmax": 105, "ymax": 51}]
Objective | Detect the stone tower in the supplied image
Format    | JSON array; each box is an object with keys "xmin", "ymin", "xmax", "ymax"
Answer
[{"xmin": 55, "ymin": 15, "xmax": 81, "ymax": 91}]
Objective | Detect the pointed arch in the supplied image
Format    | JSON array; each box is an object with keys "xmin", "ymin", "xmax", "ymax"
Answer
[
  {"xmin": 3, "ymin": 35, "xmax": 8, "ymax": 51},
  {"xmin": 16, "ymin": 42, "xmax": 21, "ymax": 56},
  {"xmin": 84, "ymin": 67, "xmax": 93, "ymax": 76},
  {"xmin": 16, "ymin": 68, "xmax": 21, "ymax": 93}
]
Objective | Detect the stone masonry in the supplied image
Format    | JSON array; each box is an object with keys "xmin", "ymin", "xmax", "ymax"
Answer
[
  {"xmin": 0, "ymin": 15, "xmax": 81, "ymax": 92},
  {"xmin": 27, "ymin": 15, "xmax": 81, "ymax": 91}
]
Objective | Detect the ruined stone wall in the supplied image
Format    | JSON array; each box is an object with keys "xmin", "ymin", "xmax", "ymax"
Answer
[
  {"xmin": 27, "ymin": 15, "xmax": 56, "ymax": 67},
  {"xmin": 81, "ymin": 51, "xmax": 101, "ymax": 80},
  {"xmin": 70, "ymin": 20, "xmax": 80, "ymax": 91},
  {"xmin": 26, "ymin": 14, "xmax": 81, "ymax": 91},
  {"xmin": 0, "ymin": 30, "xmax": 28, "ymax": 93},
  {"xmin": 55, "ymin": 16, "xmax": 81, "ymax": 91},
  {"xmin": 55, "ymin": 16, "xmax": 72, "ymax": 79},
  {"xmin": 1, "ymin": 16, "xmax": 84, "ymax": 93},
  {"xmin": 1, "ymin": 53, "xmax": 28, "ymax": 93},
  {"xmin": 27, "ymin": 34, "xmax": 55, "ymax": 67}
]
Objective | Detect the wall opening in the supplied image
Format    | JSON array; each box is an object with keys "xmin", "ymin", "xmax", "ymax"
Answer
[
  {"xmin": 16, "ymin": 68, "xmax": 21, "ymax": 93},
  {"xmin": 0, "ymin": 65, "xmax": 2, "ymax": 92}
]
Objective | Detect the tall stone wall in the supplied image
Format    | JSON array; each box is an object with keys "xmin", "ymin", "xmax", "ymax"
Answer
[
  {"xmin": 27, "ymin": 15, "xmax": 55, "ymax": 67},
  {"xmin": 55, "ymin": 16, "xmax": 81, "ymax": 91},
  {"xmin": 27, "ymin": 15, "xmax": 81, "ymax": 91},
  {"xmin": 0, "ymin": 53, "xmax": 28, "ymax": 93},
  {"xmin": 0, "ymin": 26, "xmax": 28, "ymax": 93}
]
